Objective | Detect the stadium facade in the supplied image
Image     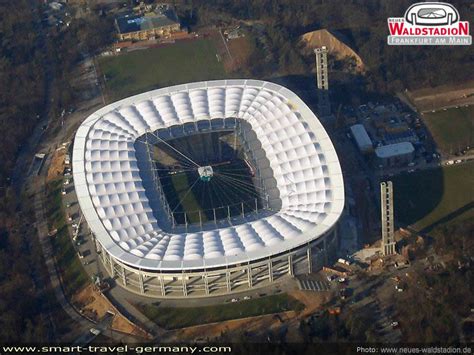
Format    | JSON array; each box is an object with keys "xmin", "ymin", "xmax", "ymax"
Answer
[{"xmin": 73, "ymin": 80, "xmax": 344, "ymax": 297}]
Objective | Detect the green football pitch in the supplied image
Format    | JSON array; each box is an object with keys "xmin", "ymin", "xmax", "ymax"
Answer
[
  {"xmin": 151, "ymin": 131, "xmax": 263, "ymax": 225},
  {"xmin": 99, "ymin": 39, "xmax": 226, "ymax": 102}
]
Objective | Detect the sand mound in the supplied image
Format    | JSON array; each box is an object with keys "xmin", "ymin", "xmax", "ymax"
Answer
[{"xmin": 300, "ymin": 29, "xmax": 364, "ymax": 72}]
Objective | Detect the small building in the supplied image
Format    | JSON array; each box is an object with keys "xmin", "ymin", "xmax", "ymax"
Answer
[
  {"xmin": 115, "ymin": 5, "xmax": 180, "ymax": 42},
  {"xmin": 350, "ymin": 124, "xmax": 373, "ymax": 153},
  {"xmin": 375, "ymin": 142, "xmax": 415, "ymax": 167}
]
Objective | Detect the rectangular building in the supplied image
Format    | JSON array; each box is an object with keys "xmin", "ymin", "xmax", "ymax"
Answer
[
  {"xmin": 115, "ymin": 6, "xmax": 180, "ymax": 42},
  {"xmin": 350, "ymin": 124, "xmax": 373, "ymax": 153},
  {"xmin": 375, "ymin": 142, "xmax": 414, "ymax": 167}
]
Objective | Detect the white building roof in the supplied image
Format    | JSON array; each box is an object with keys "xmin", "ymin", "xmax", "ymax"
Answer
[
  {"xmin": 73, "ymin": 80, "xmax": 344, "ymax": 271},
  {"xmin": 350, "ymin": 124, "xmax": 372, "ymax": 151},
  {"xmin": 375, "ymin": 142, "xmax": 415, "ymax": 159}
]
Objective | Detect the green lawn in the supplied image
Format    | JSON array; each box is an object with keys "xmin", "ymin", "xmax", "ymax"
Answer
[
  {"xmin": 422, "ymin": 105, "xmax": 474, "ymax": 153},
  {"xmin": 139, "ymin": 293, "xmax": 304, "ymax": 330},
  {"xmin": 155, "ymin": 132, "xmax": 260, "ymax": 226},
  {"xmin": 162, "ymin": 163, "xmax": 260, "ymax": 225},
  {"xmin": 46, "ymin": 180, "xmax": 66, "ymax": 230},
  {"xmin": 46, "ymin": 180, "xmax": 89, "ymax": 298},
  {"xmin": 99, "ymin": 39, "xmax": 226, "ymax": 102},
  {"xmin": 169, "ymin": 172, "xmax": 204, "ymax": 224},
  {"xmin": 392, "ymin": 162, "xmax": 474, "ymax": 232}
]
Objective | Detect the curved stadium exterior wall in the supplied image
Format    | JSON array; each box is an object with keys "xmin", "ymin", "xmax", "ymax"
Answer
[{"xmin": 72, "ymin": 79, "xmax": 344, "ymax": 297}]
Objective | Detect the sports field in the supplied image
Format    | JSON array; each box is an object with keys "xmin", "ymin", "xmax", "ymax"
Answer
[
  {"xmin": 163, "ymin": 161, "xmax": 261, "ymax": 225},
  {"xmin": 391, "ymin": 161, "xmax": 474, "ymax": 232},
  {"xmin": 422, "ymin": 105, "xmax": 474, "ymax": 153},
  {"xmin": 99, "ymin": 39, "xmax": 226, "ymax": 101},
  {"xmin": 151, "ymin": 131, "xmax": 262, "ymax": 225}
]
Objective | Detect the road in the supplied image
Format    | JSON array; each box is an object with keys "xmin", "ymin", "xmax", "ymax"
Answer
[
  {"xmin": 34, "ymin": 181, "xmax": 92, "ymax": 332},
  {"xmin": 29, "ymin": 82, "xmax": 144, "ymax": 344},
  {"xmin": 61, "ymin": 174, "xmax": 166, "ymax": 338}
]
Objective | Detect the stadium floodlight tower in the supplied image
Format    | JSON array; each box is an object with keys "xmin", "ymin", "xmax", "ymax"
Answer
[
  {"xmin": 314, "ymin": 46, "xmax": 331, "ymax": 117},
  {"xmin": 380, "ymin": 181, "xmax": 396, "ymax": 256},
  {"xmin": 198, "ymin": 165, "xmax": 213, "ymax": 182}
]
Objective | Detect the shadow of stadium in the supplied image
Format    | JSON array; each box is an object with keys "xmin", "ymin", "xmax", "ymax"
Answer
[
  {"xmin": 391, "ymin": 167, "xmax": 444, "ymax": 228},
  {"xmin": 421, "ymin": 201, "xmax": 474, "ymax": 234}
]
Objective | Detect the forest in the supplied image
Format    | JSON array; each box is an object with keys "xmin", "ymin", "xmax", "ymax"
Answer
[
  {"xmin": 0, "ymin": 1, "xmax": 51, "ymax": 342},
  {"xmin": 0, "ymin": 0, "xmax": 113, "ymax": 342},
  {"xmin": 186, "ymin": 0, "xmax": 473, "ymax": 92},
  {"xmin": 0, "ymin": 1, "xmax": 47, "ymax": 185}
]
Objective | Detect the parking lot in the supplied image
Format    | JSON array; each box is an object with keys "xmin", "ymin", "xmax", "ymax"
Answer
[
  {"xmin": 297, "ymin": 279, "xmax": 331, "ymax": 292},
  {"xmin": 59, "ymin": 157, "xmax": 104, "ymax": 280}
]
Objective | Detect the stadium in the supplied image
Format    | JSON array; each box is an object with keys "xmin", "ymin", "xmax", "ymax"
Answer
[{"xmin": 72, "ymin": 79, "xmax": 344, "ymax": 297}]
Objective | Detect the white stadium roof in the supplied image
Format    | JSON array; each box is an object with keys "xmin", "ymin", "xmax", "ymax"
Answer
[{"xmin": 73, "ymin": 80, "xmax": 344, "ymax": 271}]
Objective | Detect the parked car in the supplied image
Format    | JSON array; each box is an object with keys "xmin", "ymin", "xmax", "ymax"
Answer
[{"xmin": 90, "ymin": 328, "xmax": 101, "ymax": 335}]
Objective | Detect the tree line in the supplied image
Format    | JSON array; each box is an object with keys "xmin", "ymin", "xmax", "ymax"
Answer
[
  {"xmin": 0, "ymin": 1, "xmax": 48, "ymax": 186},
  {"xmin": 187, "ymin": 0, "xmax": 473, "ymax": 92},
  {"xmin": 0, "ymin": 1, "xmax": 114, "ymax": 342}
]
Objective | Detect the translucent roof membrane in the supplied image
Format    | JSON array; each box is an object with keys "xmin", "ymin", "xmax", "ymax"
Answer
[{"xmin": 73, "ymin": 80, "xmax": 344, "ymax": 271}]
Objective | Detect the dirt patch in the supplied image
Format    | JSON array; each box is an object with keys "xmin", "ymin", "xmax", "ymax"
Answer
[
  {"xmin": 73, "ymin": 285, "xmax": 114, "ymax": 320},
  {"xmin": 111, "ymin": 314, "xmax": 149, "ymax": 338},
  {"xmin": 226, "ymin": 36, "xmax": 253, "ymax": 72},
  {"xmin": 202, "ymin": 28, "xmax": 238, "ymax": 73},
  {"xmin": 73, "ymin": 285, "xmax": 149, "ymax": 338},
  {"xmin": 288, "ymin": 290, "xmax": 330, "ymax": 318},
  {"xmin": 405, "ymin": 80, "xmax": 474, "ymax": 112},
  {"xmin": 47, "ymin": 146, "xmax": 66, "ymax": 182},
  {"xmin": 166, "ymin": 310, "xmax": 297, "ymax": 341},
  {"xmin": 196, "ymin": 27, "xmax": 252, "ymax": 73}
]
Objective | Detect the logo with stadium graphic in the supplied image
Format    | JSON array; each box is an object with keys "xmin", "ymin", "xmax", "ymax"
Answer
[{"xmin": 387, "ymin": 2, "xmax": 471, "ymax": 45}]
